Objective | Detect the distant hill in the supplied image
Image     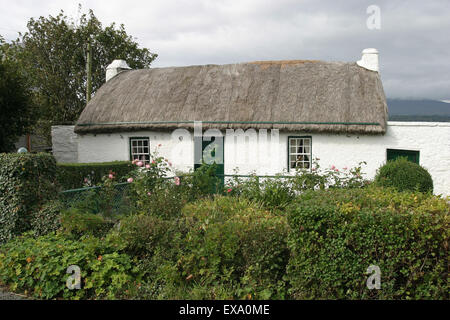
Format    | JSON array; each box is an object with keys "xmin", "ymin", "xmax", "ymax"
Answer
[{"xmin": 387, "ymin": 99, "xmax": 450, "ymax": 121}]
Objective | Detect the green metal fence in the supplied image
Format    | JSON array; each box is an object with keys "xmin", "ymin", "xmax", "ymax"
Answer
[
  {"xmin": 58, "ymin": 174, "xmax": 297, "ymax": 214},
  {"xmin": 59, "ymin": 182, "xmax": 131, "ymax": 215}
]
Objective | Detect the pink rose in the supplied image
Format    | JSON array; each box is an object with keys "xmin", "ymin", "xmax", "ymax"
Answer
[
  {"xmin": 227, "ymin": 188, "xmax": 232, "ymax": 193},
  {"xmin": 145, "ymin": 164, "xmax": 151, "ymax": 169},
  {"xmin": 174, "ymin": 177, "xmax": 180, "ymax": 186},
  {"xmin": 127, "ymin": 178, "xmax": 134, "ymax": 183},
  {"xmin": 331, "ymin": 165, "xmax": 336, "ymax": 170},
  {"xmin": 137, "ymin": 161, "xmax": 143, "ymax": 167},
  {"xmin": 147, "ymin": 192, "xmax": 152, "ymax": 196},
  {"xmin": 108, "ymin": 173, "xmax": 114, "ymax": 179}
]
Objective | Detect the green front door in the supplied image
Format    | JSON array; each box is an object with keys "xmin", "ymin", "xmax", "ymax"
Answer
[
  {"xmin": 194, "ymin": 135, "xmax": 225, "ymax": 191},
  {"xmin": 387, "ymin": 149, "xmax": 420, "ymax": 164}
]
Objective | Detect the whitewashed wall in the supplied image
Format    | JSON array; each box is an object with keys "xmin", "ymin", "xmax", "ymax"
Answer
[
  {"xmin": 51, "ymin": 126, "xmax": 78, "ymax": 163},
  {"xmin": 74, "ymin": 122, "xmax": 450, "ymax": 196}
]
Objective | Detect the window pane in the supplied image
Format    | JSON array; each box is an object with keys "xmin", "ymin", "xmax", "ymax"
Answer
[
  {"xmin": 130, "ymin": 138, "xmax": 150, "ymax": 163},
  {"xmin": 289, "ymin": 137, "xmax": 311, "ymax": 171}
]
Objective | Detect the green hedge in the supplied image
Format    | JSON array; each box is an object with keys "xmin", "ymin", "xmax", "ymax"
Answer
[
  {"xmin": 286, "ymin": 187, "xmax": 449, "ymax": 299},
  {"xmin": 56, "ymin": 161, "xmax": 134, "ymax": 190},
  {"xmin": 118, "ymin": 196, "xmax": 290, "ymax": 300},
  {"xmin": 0, "ymin": 153, "xmax": 57, "ymax": 243}
]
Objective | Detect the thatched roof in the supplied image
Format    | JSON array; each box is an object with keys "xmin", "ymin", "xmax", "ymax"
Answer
[{"xmin": 75, "ymin": 60, "xmax": 388, "ymax": 134}]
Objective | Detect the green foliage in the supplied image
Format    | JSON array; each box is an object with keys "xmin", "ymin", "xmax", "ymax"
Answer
[
  {"xmin": 137, "ymin": 196, "xmax": 290, "ymax": 300},
  {"xmin": 374, "ymin": 157, "xmax": 433, "ymax": 193},
  {"xmin": 226, "ymin": 174, "xmax": 295, "ymax": 210},
  {"xmin": 0, "ymin": 153, "xmax": 57, "ymax": 243},
  {"xmin": 0, "ymin": 58, "xmax": 36, "ymax": 152},
  {"xmin": 57, "ymin": 161, "xmax": 134, "ymax": 189},
  {"xmin": 4, "ymin": 6, "xmax": 157, "ymax": 137},
  {"xmin": 286, "ymin": 186, "xmax": 449, "ymax": 299},
  {"xmin": 0, "ymin": 232, "xmax": 140, "ymax": 299},
  {"xmin": 60, "ymin": 209, "xmax": 115, "ymax": 239},
  {"xmin": 107, "ymin": 214, "xmax": 176, "ymax": 258},
  {"xmin": 225, "ymin": 162, "xmax": 368, "ymax": 211},
  {"xmin": 127, "ymin": 149, "xmax": 221, "ymax": 218},
  {"xmin": 31, "ymin": 200, "xmax": 63, "ymax": 236}
]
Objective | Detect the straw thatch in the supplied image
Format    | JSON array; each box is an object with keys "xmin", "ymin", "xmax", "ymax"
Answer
[{"xmin": 75, "ymin": 60, "xmax": 388, "ymax": 134}]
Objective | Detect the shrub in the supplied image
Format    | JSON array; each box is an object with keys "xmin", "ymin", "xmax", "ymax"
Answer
[
  {"xmin": 108, "ymin": 214, "xmax": 173, "ymax": 257},
  {"xmin": 0, "ymin": 232, "xmax": 140, "ymax": 299},
  {"xmin": 226, "ymin": 174, "xmax": 295, "ymax": 210},
  {"xmin": 60, "ymin": 209, "xmax": 115, "ymax": 239},
  {"xmin": 286, "ymin": 187, "xmax": 449, "ymax": 299},
  {"xmin": 170, "ymin": 196, "xmax": 290, "ymax": 299},
  {"xmin": 225, "ymin": 162, "xmax": 369, "ymax": 211},
  {"xmin": 56, "ymin": 161, "xmax": 134, "ymax": 190},
  {"xmin": 374, "ymin": 158, "xmax": 433, "ymax": 193},
  {"xmin": 0, "ymin": 153, "xmax": 57, "ymax": 243},
  {"xmin": 31, "ymin": 200, "xmax": 64, "ymax": 236}
]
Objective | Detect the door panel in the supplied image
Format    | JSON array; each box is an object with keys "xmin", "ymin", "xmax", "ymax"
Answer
[{"xmin": 194, "ymin": 135, "xmax": 224, "ymax": 191}]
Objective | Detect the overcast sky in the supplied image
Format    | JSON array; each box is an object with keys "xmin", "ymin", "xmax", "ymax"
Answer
[{"xmin": 0, "ymin": 0, "xmax": 449, "ymax": 100}]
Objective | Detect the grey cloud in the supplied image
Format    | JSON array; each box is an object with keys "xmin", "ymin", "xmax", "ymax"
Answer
[{"xmin": 0, "ymin": 0, "xmax": 449, "ymax": 99}]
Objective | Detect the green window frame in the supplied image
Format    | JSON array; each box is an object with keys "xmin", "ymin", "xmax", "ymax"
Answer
[
  {"xmin": 129, "ymin": 137, "xmax": 150, "ymax": 163},
  {"xmin": 288, "ymin": 136, "xmax": 312, "ymax": 172},
  {"xmin": 386, "ymin": 149, "xmax": 420, "ymax": 164}
]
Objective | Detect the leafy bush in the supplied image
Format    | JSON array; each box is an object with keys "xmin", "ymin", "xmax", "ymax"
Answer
[
  {"xmin": 0, "ymin": 153, "xmax": 57, "ymax": 243},
  {"xmin": 107, "ymin": 214, "xmax": 173, "ymax": 257},
  {"xmin": 31, "ymin": 200, "xmax": 64, "ymax": 236},
  {"xmin": 225, "ymin": 162, "xmax": 368, "ymax": 211},
  {"xmin": 60, "ymin": 209, "xmax": 115, "ymax": 239},
  {"xmin": 374, "ymin": 158, "xmax": 433, "ymax": 193},
  {"xmin": 286, "ymin": 187, "xmax": 449, "ymax": 299},
  {"xmin": 226, "ymin": 174, "xmax": 295, "ymax": 210},
  {"xmin": 56, "ymin": 161, "xmax": 134, "ymax": 190},
  {"xmin": 168, "ymin": 196, "xmax": 290, "ymax": 299},
  {"xmin": 0, "ymin": 232, "xmax": 140, "ymax": 299}
]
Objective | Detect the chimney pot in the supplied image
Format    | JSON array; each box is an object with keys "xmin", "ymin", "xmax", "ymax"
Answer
[
  {"xmin": 106, "ymin": 59, "xmax": 131, "ymax": 82},
  {"xmin": 357, "ymin": 48, "xmax": 379, "ymax": 72}
]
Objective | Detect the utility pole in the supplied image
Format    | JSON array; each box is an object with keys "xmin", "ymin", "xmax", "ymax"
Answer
[{"xmin": 86, "ymin": 39, "xmax": 93, "ymax": 103}]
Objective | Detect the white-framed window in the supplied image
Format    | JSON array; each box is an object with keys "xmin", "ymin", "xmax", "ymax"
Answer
[
  {"xmin": 130, "ymin": 137, "xmax": 150, "ymax": 163},
  {"xmin": 288, "ymin": 136, "xmax": 312, "ymax": 171}
]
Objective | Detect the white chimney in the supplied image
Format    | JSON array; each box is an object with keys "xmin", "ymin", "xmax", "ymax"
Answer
[
  {"xmin": 106, "ymin": 59, "xmax": 131, "ymax": 82},
  {"xmin": 357, "ymin": 48, "xmax": 379, "ymax": 72}
]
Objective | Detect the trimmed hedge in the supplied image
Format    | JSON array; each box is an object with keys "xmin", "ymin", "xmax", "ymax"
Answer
[
  {"xmin": 56, "ymin": 161, "xmax": 134, "ymax": 190},
  {"xmin": 0, "ymin": 153, "xmax": 57, "ymax": 243},
  {"xmin": 124, "ymin": 196, "xmax": 290, "ymax": 300},
  {"xmin": 286, "ymin": 187, "xmax": 449, "ymax": 299},
  {"xmin": 374, "ymin": 157, "xmax": 433, "ymax": 193}
]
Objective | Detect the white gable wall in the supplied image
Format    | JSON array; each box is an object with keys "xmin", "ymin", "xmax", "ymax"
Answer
[{"xmin": 73, "ymin": 122, "xmax": 450, "ymax": 196}]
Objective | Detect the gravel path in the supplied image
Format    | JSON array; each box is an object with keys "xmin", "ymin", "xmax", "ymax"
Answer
[{"xmin": 0, "ymin": 286, "xmax": 28, "ymax": 300}]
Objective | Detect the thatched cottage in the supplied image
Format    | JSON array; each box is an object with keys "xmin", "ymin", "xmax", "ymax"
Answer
[{"xmin": 52, "ymin": 48, "xmax": 450, "ymax": 196}]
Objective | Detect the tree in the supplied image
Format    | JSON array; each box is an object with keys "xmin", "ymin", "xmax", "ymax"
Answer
[
  {"xmin": 0, "ymin": 41, "xmax": 36, "ymax": 152},
  {"xmin": 6, "ymin": 6, "xmax": 157, "ymax": 128}
]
